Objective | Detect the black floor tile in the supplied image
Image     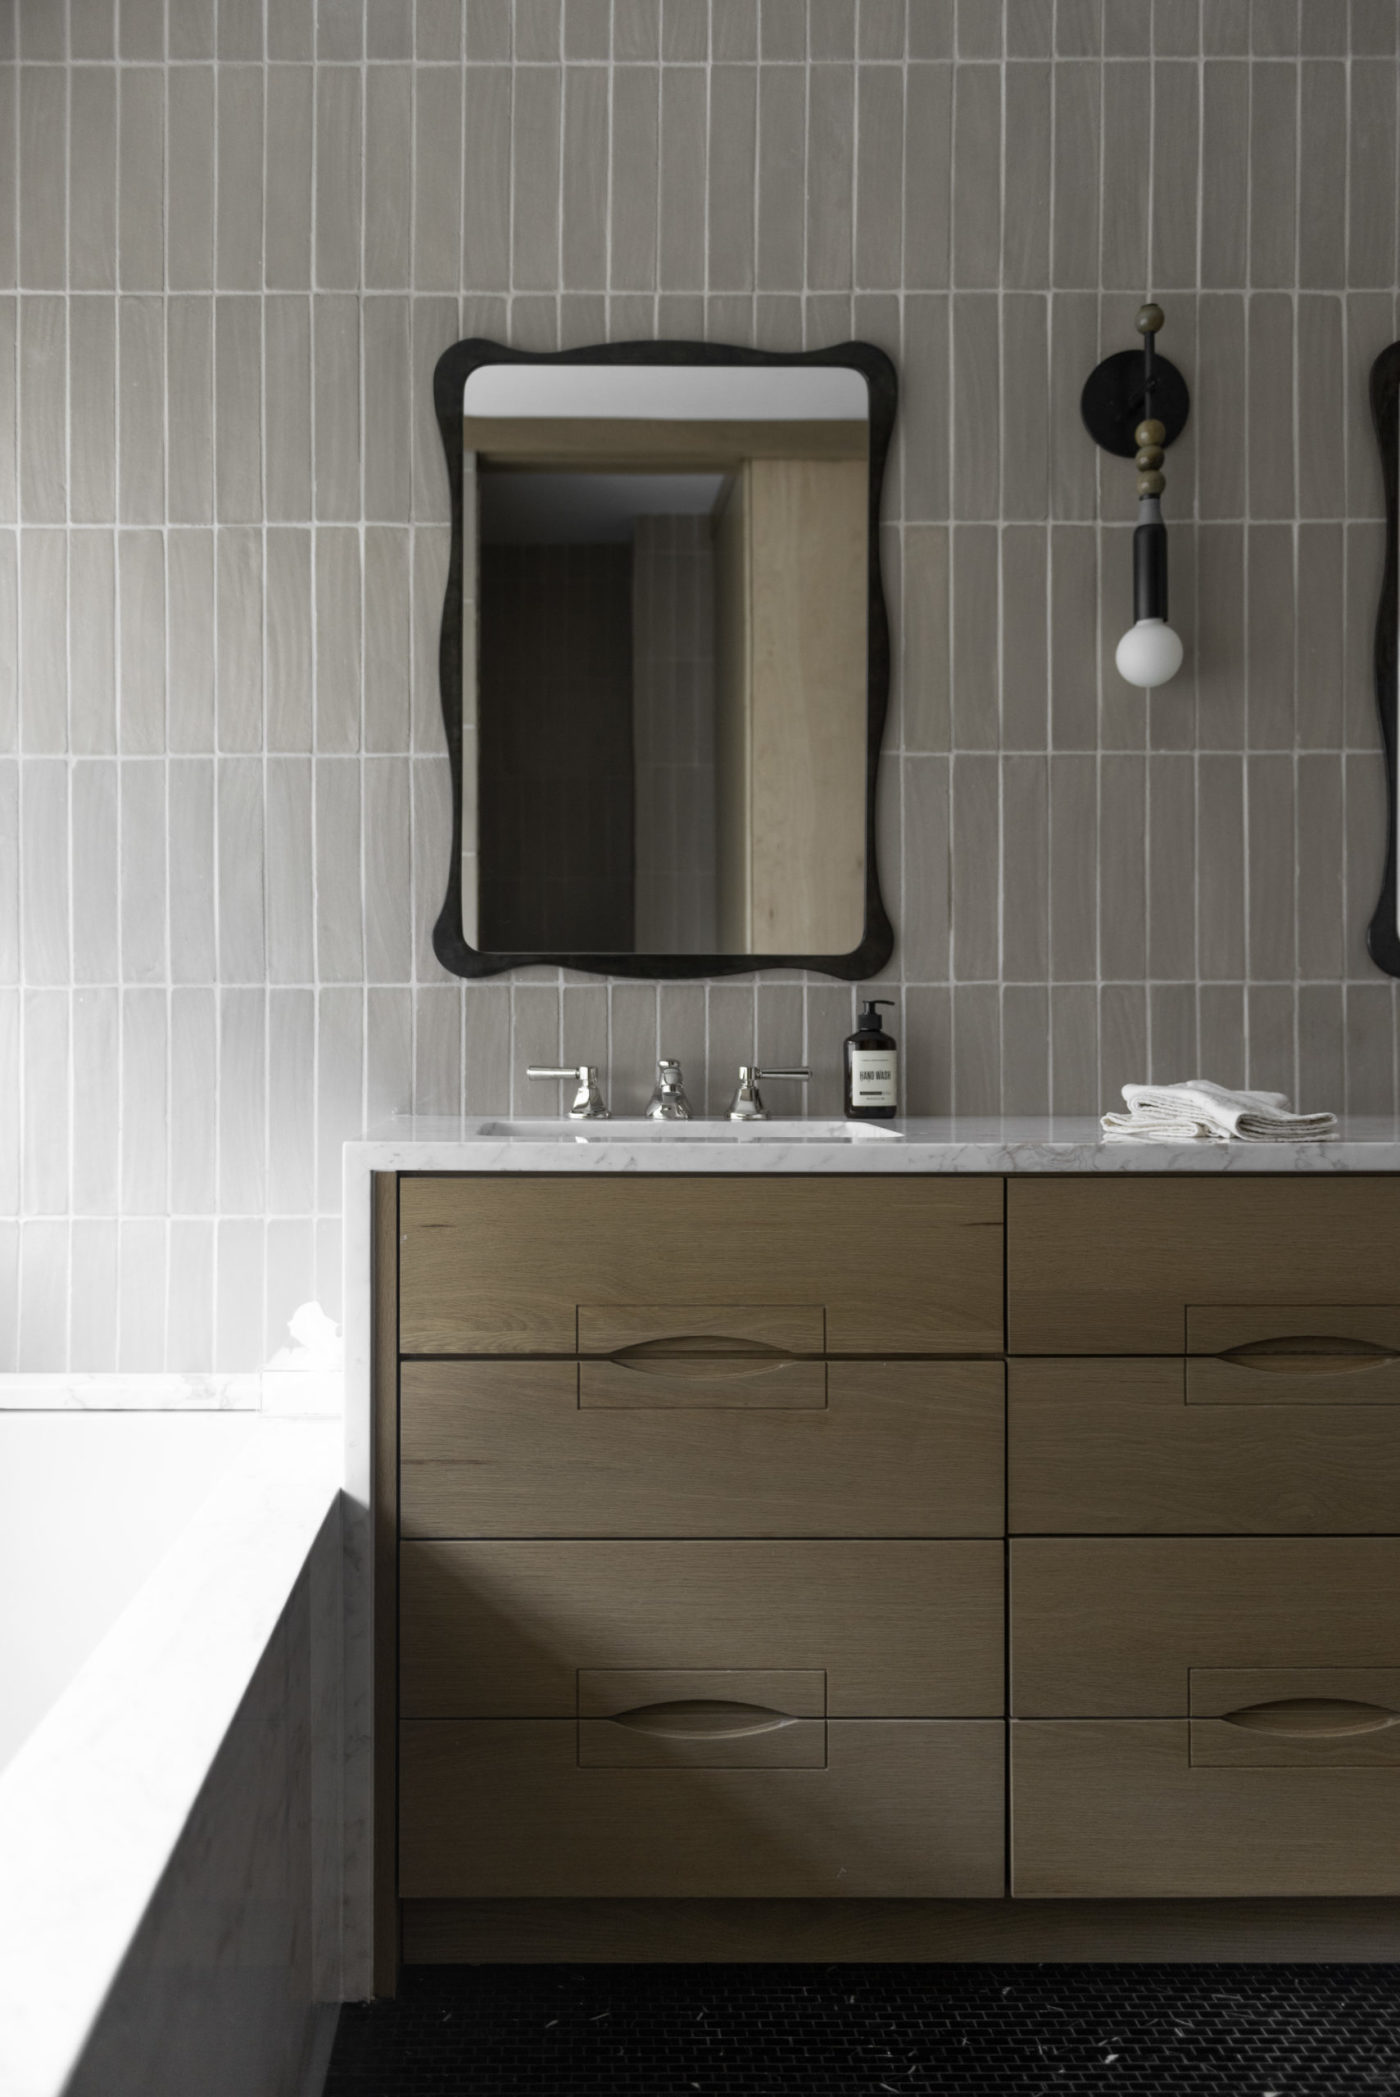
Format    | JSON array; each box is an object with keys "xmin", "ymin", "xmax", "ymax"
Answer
[{"xmin": 323, "ymin": 1962, "xmax": 1400, "ymax": 2096}]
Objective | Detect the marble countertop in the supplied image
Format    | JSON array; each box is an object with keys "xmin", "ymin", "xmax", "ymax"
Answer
[{"xmin": 348, "ymin": 1113, "xmax": 1400, "ymax": 1174}]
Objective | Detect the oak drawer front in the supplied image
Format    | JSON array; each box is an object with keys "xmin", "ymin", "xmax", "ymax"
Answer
[
  {"xmin": 1012, "ymin": 1722, "xmax": 1400, "ymax": 1898},
  {"xmin": 400, "ymin": 1539, "xmax": 1005, "ymax": 1718},
  {"xmin": 1011, "ymin": 1538, "xmax": 1400, "ymax": 1716},
  {"xmin": 1009, "ymin": 1359, "xmax": 1400, "ymax": 1535},
  {"xmin": 399, "ymin": 1719, "xmax": 1005, "ymax": 1898},
  {"xmin": 1006, "ymin": 1180, "xmax": 1400, "ymax": 1355},
  {"xmin": 400, "ymin": 1359, "xmax": 1005, "ymax": 1540},
  {"xmin": 398, "ymin": 1175, "xmax": 1004, "ymax": 1356}
]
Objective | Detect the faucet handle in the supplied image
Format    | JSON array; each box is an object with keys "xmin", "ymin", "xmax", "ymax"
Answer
[
  {"xmin": 728, "ymin": 1065, "xmax": 811, "ymax": 1122},
  {"xmin": 646, "ymin": 1056, "xmax": 692, "ymax": 1121},
  {"xmin": 526, "ymin": 1064, "xmax": 610, "ymax": 1121}
]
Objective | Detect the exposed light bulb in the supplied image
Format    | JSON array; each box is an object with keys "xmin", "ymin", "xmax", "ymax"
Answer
[{"xmin": 1115, "ymin": 615, "xmax": 1184, "ymax": 690}]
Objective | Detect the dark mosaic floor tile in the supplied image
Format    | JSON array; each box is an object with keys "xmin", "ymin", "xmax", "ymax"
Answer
[{"xmin": 323, "ymin": 1961, "xmax": 1400, "ymax": 2096}]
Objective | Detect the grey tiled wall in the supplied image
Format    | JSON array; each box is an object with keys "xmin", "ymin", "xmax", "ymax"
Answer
[{"xmin": 3, "ymin": 0, "xmax": 1400, "ymax": 1370}]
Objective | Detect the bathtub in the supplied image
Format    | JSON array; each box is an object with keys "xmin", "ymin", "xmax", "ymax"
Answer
[{"xmin": 0, "ymin": 1410, "xmax": 344, "ymax": 2097}]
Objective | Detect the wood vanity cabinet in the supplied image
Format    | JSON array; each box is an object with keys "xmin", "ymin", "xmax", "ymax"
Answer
[
  {"xmin": 374, "ymin": 1169, "xmax": 1400, "ymax": 1977},
  {"xmin": 1006, "ymin": 1177, "xmax": 1400, "ymax": 1905}
]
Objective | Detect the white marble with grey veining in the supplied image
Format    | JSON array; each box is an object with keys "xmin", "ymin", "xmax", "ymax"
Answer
[{"xmin": 336, "ymin": 1111, "xmax": 1400, "ymax": 1994}]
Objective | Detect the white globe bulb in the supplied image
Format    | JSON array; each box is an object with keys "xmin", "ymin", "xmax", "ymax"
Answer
[{"xmin": 1115, "ymin": 616, "xmax": 1184, "ymax": 689}]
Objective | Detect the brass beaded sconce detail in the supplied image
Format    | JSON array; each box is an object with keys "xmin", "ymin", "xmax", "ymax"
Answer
[{"xmin": 1081, "ymin": 302, "xmax": 1192, "ymax": 691}]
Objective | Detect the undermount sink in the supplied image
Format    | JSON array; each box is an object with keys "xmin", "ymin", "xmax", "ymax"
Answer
[{"xmin": 469, "ymin": 1117, "xmax": 903, "ymax": 1143}]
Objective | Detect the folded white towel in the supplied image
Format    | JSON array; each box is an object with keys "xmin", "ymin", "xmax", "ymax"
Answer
[{"xmin": 1102, "ymin": 1078, "xmax": 1337, "ymax": 1144}]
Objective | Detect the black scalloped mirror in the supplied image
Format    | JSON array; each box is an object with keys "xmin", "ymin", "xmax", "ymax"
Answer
[
  {"xmin": 1369, "ymin": 341, "xmax": 1400, "ymax": 977},
  {"xmin": 430, "ymin": 338, "xmax": 896, "ymax": 982}
]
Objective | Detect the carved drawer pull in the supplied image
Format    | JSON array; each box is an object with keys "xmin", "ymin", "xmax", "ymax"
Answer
[
  {"xmin": 1218, "ymin": 1336, "xmax": 1398, "ymax": 1375},
  {"xmin": 1220, "ymin": 1696, "xmax": 1400, "ymax": 1739},
  {"xmin": 605, "ymin": 1699, "xmax": 800, "ymax": 1740}
]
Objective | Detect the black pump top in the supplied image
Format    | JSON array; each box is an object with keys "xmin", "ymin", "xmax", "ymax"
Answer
[{"xmin": 856, "ymin": 999, "xmax": 895, "ymax": 1036}]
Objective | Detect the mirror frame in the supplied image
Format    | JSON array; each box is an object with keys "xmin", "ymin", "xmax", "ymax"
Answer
[
  {"xmin": 430, "ymin": 336, "xmax": 897, "ymax": 981},
  {"xmin": 1368, "ymin": 340, "xmax": 1400, "ymax": 977}
]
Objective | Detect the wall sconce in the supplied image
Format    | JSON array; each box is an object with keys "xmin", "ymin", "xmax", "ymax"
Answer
[{"xmin": 1081, "ymin": 302, "xmax": 1191, "ymax": 690}]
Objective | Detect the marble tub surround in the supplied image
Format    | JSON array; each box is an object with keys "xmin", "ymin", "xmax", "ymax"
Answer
[{"xmin": 0, "ymin": 1418, "xmax": 343, "ymax": 2097}]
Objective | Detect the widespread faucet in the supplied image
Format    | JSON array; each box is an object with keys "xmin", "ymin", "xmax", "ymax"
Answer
[
  {"xmin": 526, "ymin": 1063, "xmax": 610, "ymax": 1120},
  {"xmin": 645, "ymin": 1057, "xmax": 693, "ymax": 1120},
  {"xmin": 728, "ymin": 1066, "xmax": 811, "ymax": 1122}
]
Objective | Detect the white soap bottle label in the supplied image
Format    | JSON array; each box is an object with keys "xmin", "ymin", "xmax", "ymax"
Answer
[{"xmin": 851, "ymin": 1049, "xmax": 898, "ymax": 1108}]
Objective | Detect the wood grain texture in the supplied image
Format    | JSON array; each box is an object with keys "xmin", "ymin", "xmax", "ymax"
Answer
[
  {"xmin": 398, "ymin": 1719, "xmax": 1004, "ymax": 1898},
  {"xmin": 400, "ymin": 1539, "xmax": 1005, "ymax": 1718},
  {"xmin": 465, "ymin": 416, "xmax": 869, "ymax": 466},
  {"xmin": 1006, "ymin": 1179, "xmax": 1400, "ymax": 1354},
  {"xmin": 371, "ymin": 1172, "xmax": 399, "ymax": 1997},
  {"xmin": 577, "ymin": 1303, "xmax": 825, "ymax": 1355},
  {"xmin": 580, "ymin": 1354, "xmax": 829, "ymax": 1410},
  {"xmin": 1011, "ymin": 1538, "xmax": 1400, "ymax": 1715},
  {"xmin": 400, "ymin": 1358, "xmax": 1005, "ymax": 1540},
  {"xmin": 1012, "ymin": 1721, "xmax": 1400, "ymax": 1897},
  {"xmin": 399, "ymin": 1175, "xmax": 1005, "ymax": 1356},
  {"xmin": 402, "ymin": 1894, "xmax": 1400, "ymax": 1964},
  {"xmin": 1008, "ymin": 1357, "xmax": 1400, "ymax": 1534},
  {"xmin": 746, "ymin": 456, "xmax": 868, "ymax": 954}
]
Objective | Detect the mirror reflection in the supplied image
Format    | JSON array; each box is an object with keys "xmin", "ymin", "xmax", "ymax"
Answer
[{"xmin": 460, "ymin": 363, "xmax": 871, "ymax": 958}]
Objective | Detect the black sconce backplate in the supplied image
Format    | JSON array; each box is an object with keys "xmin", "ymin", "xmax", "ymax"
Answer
[{"xmin": 1081, "ymin": 348, "xmax": 1191, "ymax": 457}]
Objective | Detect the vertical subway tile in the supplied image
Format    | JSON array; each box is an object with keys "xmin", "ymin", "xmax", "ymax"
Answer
[
  {"xmin": 267, "ymin": 526, "xmax": 314, "ymax": 751},
  {"xmin": 23, "ymin": 992, "xmax": 69, "ymax": 1211},
  {"xmin": 0, "ymin": 302, "xmax": 13, "ymax": 522},
  {"xmin": 1002, "ymin": 756, "xmax": 1050, "ymax": 982},
  {"xmin": 1146, "ymin": 753, "xmax": 1197, "ymax": 982},
  {"xmin": 364, "ymin": 526, "xmax": 411, "ymax": 749},
  {"xmin": 364, "ymin": 65, "xmax": 412, "ymax": 290},
  {"xmin": 0, "ymin": 68, "xmax": 14, "ymax": 293},
  {"xmin": 268, "ymin": 988, "xmax": 315, "ymax": 1213},
  {"xmin": 706, "ymin": 66, "xmax": 758, "ymax": 297},
  {"xmin": 904, "ymin": 62, "xmax": 951, "ymax": 290},
  {"xmin": 21, "ymin": 530, "xmax": 67, "ymax": 751},
  {"xmin": 266, "ymin": 756, "xmax": 315, "ymax": 982},
  {"xmin": 1297, "ymin": 753, "xmax": 1345, "ymax": 978},
  {"xmin": 415, "ymin": 65, "xmax": 464, "ymax": 290},
  {"xmin": 514, "ymin": 63, "xmax": 565, "ymax": 290},
  {"xmin": 219, "ymin": 987, "xmax": 266, "ymax": 1212},
  {"xmin": 950, "ymin": 752, "xmax": 998, "ymax": 979},
  {"xmin": 1297, "ymin": 294, "xmax": 1346, "ymax": 519},
  {"xmin": 265, "ymin": 295, "xmax": 313, "ymax": 522},
  {"xmin": 1249, "ymin": 59, "xmax": 1297, "ymax": 288},
  {"xmin": 71, "ymin": 759, "xmax": 117, "ymax": 983},
  {"xmin": 1002, "ymin": 984, "xmax": 1050, "ymax": 1115},
  {"xmin": 1245, "ymin": 522, "xmax": 1295, "ymax": 746},
  {"xmin": 216, "ymin": 65, "xmax": 263, "ymax": 290},
  {"xmin": 1098, "ymin": 60, "xmax": 1150, "ymax": 288},
  {"xmin": 167, "ymin": 528, "xmax": 216, "ymax": 751},
  {"xmin": 658, "ymin": 63, "xmax": 706, "ymax": 292},
  {"xmin": 69, "ymin": 531, "xmax": 116, "ymax": 753},
  {"xmin": 0, "ymin": 532, "xmax": 13, "ymax": 750},
  {"xmin": 315, "ymin": 66, "xmax": 363, "ymax": 289},
  {"xmin": 950, "ymin": 524, "xmax": 999, "ymax": 744},
  {"xmin": 168, "ymin": 757, "xmax": 217, "ymax": 980},
  {"xmin": 117, "ymin": 529, "xmax": 165, "ymax": 753},
  {"xmin": 121, "ymin": 988, "xmax": 168, "ymax": 1214},
  {"xmin": 120, "ymin": 760, "xmax": 167, "ymax": 985},
  {"xmin": 1345, "ymin": 982, "xmax": 1396, "ymax": 1117},
  {"xmin": 364, "ymin": 757, "xmax": 412, "ymax": 981},
  {"xmin": 118, "ymin": 297, "xmax": 165, "ymax": 524},
  {"xmin": 1246, "ymin": 752, "xmax": 1297, "ymax": 980},
  {"xmin": 951, "ymin": 63, "xmax": 999, "ymax": 289},
  {"xmin": 214, "ymin": 1218, "xmax": 263, "ymax": 1371},
  {"xmin": 1296, "ymin": 519, "xmax": 1344, "ymax": 750},
  {"xmin": 1299, "ymin": 63, "xmax": 1346, "ymax": 289},
  {"xmin": 265, "ymin": 66, "xmax": 314, "ymax": 290},
  {"xmin": 1098, "ymin": 755, "xmax": 1147, "ymax": 981},
  {"xmin": 166, "ymin": 1220, "xmax": 214, "ymax": 1373},
  {"xmin": 217, "ymin": 755, "xmax": 266, "ymax": 981},
  {"xmin": 315, "ymin": 757, "xmax": 364, "ymax": 981},
  {"xmin": 166, "ymin": 296, "xmax": 214, "ymax": 523},
  {"xmin": 1148, "ymin": 983, "xmax": 1197, "ymax": 1088},
  {"xmin": 214, "ymin": 295, "xmax": 262, "ymax": 520},
  {"xmin": 1100, "ymin": 984, "xmax": 1149, "ymax": 1112},
  {"xmin": 71, "ymin": 67, "xmax": 118, "ymax": 291},
  {"xmin": 1003, "ymin": 61, "xmax": 1051, "ymax": 290},
  {"xmin": 462, "ymin": 66, "xmax": 512, "ymax": 290},
  {"xmin": 1001, "ymin": 295, "xmax": 1049, "ymax": 521},
  {"xmin": 119, "ymin": 68, "xmax": 164, "ymax": 291},
  {"xmin": 900, "ymin": 754, "xmax": 950, "ymax": 980},
  {"xmin": 951, "ymin": 982, "xmax": 1000, "ymax": 1113},
  {"xmin": 216, "ymin": 525, "xmax": 262, "ymax": 750},
  {"xmin": 755, "ymin": 59, "xmax": 804, "ymax": 293},
  {"xmin": 20, "ymin": 296, "xmax": 65, "ymax": 522},
  {"xmin": 1051, "ymin": 61, "xmax": 1100, "ymax": 287},
  {"xmin": 562, "ymin": 63, "xmax": 608, "ymax": 289},
  {"xmin": 806, "ymin": 62, "xmax": 852, "ymax": 290},
  {"xmin": 314, "ymin": 293, "xmax": 360, "ymax": 521},
  {"xmin": 856, "ymin": 62, "xmax": 904, "ymax": 291},
  {"xmin": 315, "ymin": 526, "xmax": 362, "ymax": 751},
  {"xmin": 1200, "ymin": 62, "xmax": 1249, "ymax": 286},
  {"xmin": 951, "ymin": 294, "xmax": 999, "ymax": 519},
  {"xmin": 19, "ymin": 68, "xmax": 66, "ymax": 290},
  {"xmin": 1151, "ymin": 61, "xmax": 1200, "ymax": 289},
  {"xmin": 1349, "ymin": 59, "xmax": 1399, "ymax": 288}
]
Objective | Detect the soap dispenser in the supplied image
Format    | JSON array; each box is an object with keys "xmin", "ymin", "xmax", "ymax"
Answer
[{"xmin": 844, "ymin": 999, "xmax": 898, "ymax": 1120}]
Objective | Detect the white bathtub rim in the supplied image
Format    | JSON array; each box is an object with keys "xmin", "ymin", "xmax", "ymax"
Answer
[{"xmin": 0, "ymin": 1416, "xmax": 343, "ymax": 2097}]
